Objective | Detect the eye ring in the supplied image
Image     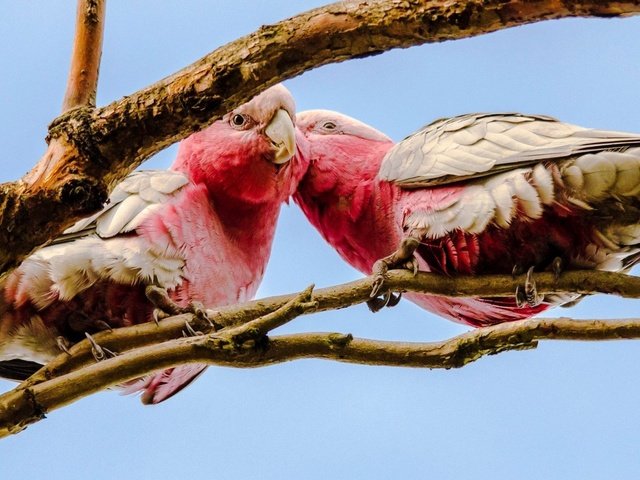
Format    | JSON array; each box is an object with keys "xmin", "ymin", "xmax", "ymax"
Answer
[
  {"xmin": 231, "ymin": 114, "xmax": 247, "ymax": 128},
  {"xmin": 322, "ymin": 121, "xmax": 337, "ymax": 131}
]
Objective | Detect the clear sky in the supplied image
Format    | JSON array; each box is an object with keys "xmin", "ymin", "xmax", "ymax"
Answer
[{"xmin": 2, "ymin": 2, "xmax": 640, "ymax": 479}]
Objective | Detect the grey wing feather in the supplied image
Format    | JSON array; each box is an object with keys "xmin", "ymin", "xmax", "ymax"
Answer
[
  {"xmin": 0, "ymin": 359, "xmax": 42, "ymax": 381},
  {"xmin": 52, "ymin": 170, "xmax": 189, "ymax": 245},
  {"xmin": 380, "ymin": 113, "xmax": 640, "ymax": 187}
]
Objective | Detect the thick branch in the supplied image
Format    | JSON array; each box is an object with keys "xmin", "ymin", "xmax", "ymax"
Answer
[
  {"xmin": 1, "ymin": 0, "xmax": 639, "ymax": 273},
  {"xmin": 20, "ymin": 269, "xmax": 640, "ymax": 386},
  {"xmin": 3, "ymin": 315, "xmax": 640, "ymax": 437},
  {"xmin": 61, "ymin": 0, "xmax": 106, "ymax": 111}
]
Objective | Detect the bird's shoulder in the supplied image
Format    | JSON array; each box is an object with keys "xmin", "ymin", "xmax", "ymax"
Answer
[
  {"xmin": 54, "ymin": 170, "xmax": 189, "ymax": 244},
  {"xmin": 379, "ymin": 112, "xmax": 640, "ymax": 188}
]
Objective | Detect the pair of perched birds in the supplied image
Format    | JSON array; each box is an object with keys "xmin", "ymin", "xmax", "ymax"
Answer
[{"xmin": 1, "ymin": 84, "xmax": 639, "ymax": 403}]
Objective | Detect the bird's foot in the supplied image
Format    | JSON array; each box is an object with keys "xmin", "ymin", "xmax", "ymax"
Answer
[
  {"xmin": 85, "ymin": 333, "xmax": 117, "ymax": 362},
  {"xmin": 369, "ymin": 236, "xmax": 420, "ymax": 311},
  {"xmin": 366, "ymin": 291, "xmax": 402, "ymax": 313},
  {"xmin": 56, "ymin": 336, "xmax": 72, "ymax": 355},
  {"xmin": 551, "ymin": 256, "xmax": 563, "ymax": 282},
  {"xmin": 182, "ymin": 318, "xmax": 207, "ymax": 337},
  {"xmin": 146, "ymin": 286, "xmax": 215, "ymax": 329},
  {"xmin": 515, "ymin": 266, "xmax": 544, "ymax": 308}
]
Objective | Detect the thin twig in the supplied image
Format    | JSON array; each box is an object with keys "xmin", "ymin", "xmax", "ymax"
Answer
[
  {"xmin": 224, "ymin": 285, "xmax": 318, "ymax": 342},
  {"xmin": 61, "ymin": 0, "xmax": 106, "ymax": 111}
]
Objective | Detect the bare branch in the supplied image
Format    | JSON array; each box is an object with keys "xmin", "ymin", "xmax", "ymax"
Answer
[
  {"xmin": 19, "ymin": 269, "xmax": 640, "ymax": 388},
  {"xmin": 3, "ymin": 315, "xmax": 640, "ymax": 438},
  {"xmin": 61, "ymin": 0, "xmax": 106, "ymax": 111},
  {"xmin": 225, "ymin": 285, "xmax": 318, "ymax": 341},
  {"xmin": 0, "ymin": 0, "xmax": 638, "ymax": 274}
]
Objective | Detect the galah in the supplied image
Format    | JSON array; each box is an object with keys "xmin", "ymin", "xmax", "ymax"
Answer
[
  {"xmin": 0, "ymin": 84, "xmax": 305, "ymax": 404},
  {"xmin": 294, "ymin": 110, "xmax": 640, "ymax": 327}
]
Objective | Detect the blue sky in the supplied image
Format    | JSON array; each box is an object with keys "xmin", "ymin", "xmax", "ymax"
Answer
[{"xmin": 2, "ymin": 2, "xmax": 640, "ymax": 478}]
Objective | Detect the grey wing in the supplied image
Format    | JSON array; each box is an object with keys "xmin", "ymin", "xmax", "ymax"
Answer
[
  {"xmin": 379, "ymin": 113, "xmax": 640, "ymax": 187},
  {"xmin": 52, "ymin": 170, "xmax": 190, "ymax": 245}
]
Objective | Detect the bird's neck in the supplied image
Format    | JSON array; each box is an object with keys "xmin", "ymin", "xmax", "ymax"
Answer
[
  {"xmin": 294, "ymin": 144, "xmax": 399, "ymax": 273},
  {"xmin": 171, "ymin": 148, "xmax": 282, "ymax": 259}
]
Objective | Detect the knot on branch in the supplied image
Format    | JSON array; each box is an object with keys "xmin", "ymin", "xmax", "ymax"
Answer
[
  {"xmin": 178, "ymin": 92, "xmax": 224, "ymax": 127},
  {"xmin": 327, "ymin": 333, "xmax": 353, "ymax": 348},
  {"xmin": 60, "ymin": 177, "xmax": 107, "ymax": 213},
  {"xmin": 47, "ymin": 106, "xmax": 110, "ymax": 169}
]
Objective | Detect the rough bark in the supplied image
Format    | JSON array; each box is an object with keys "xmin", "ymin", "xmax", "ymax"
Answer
[
  {"xmin": 0, "ymin": 0, "xmax": 639, "ymax": 274},
  {"xmin": 3, "ymin": 313, "xmax": 640, "ymax": 438},
  {"xmin": 0, "ymin": 269, "xmax": 637, "ymax": 436},
  {"xmin": 17, "ymin": 269, "xmax": 640, "ymax": 386},
  {"xmin": 2, "ymin": 0, "xmax": 640, "ymax": 439}
]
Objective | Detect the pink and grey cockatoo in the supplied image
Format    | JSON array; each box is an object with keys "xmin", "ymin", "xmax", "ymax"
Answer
[
  {"xmin": 294, "ymin": 110, "xmax": 640, "ymax": 327},
  {"xmin": 0, "ymin": 84, "xmax": 305, "ymax": 404}
]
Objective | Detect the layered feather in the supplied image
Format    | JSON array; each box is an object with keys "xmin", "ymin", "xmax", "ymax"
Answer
[{"xmin": 295, "ymin": 110, "xmax": 640, "ymax": 327}]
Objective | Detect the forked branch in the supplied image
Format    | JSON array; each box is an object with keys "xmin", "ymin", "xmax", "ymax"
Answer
[{"xmin": 2, "ymin": 269, "xmax": 640, "ymax": 437}]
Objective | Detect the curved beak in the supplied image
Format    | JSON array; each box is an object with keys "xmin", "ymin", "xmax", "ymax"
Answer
[{"xmin": 265, "ymin": 109, "xmax": 296, "ymax": 165}]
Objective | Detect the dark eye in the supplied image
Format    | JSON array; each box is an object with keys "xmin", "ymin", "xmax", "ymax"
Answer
[
  {"xmin": 231, "ymin": 114, "xmax": 247, "ymax": 127},
  {"xmin": 322, "ymin": 121, "xmax": 337, "ymax": 131}
]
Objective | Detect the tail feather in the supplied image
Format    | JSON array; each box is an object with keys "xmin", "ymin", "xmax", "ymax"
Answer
[
  {"xmin": 0, "ymin": 358, "xmax": 42, "ymax": 381},
  {"xmin": 121, "ymin": 364, "xmax": 208, "ymax": 405}
]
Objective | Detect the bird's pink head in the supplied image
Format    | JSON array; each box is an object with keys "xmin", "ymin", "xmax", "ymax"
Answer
[
  {"xmin": 172, "ymin": 84, "xmax": 308, "ymax": 204},
  {"xmin": 294, "ymin": 109, "xmax": 393, "ymax": 196}
]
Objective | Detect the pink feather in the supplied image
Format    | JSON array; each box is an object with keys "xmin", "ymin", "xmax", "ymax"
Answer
[{"xmin": 0, "ymin": 85, "xmax": 308, "ymax": 404}]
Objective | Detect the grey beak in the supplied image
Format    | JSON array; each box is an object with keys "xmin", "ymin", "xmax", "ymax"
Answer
[{"xmin": 265, "ymin": 109, "xmax": 296, "ymax": 165}]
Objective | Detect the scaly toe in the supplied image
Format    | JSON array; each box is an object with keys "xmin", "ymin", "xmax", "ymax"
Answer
[
  {"xmin": 551, "ymin": 257, "xmax": 563, "ymax": 281},
  {"xmin": 85, "ymin": 333, "xmax": 116, "ymax": 362},
  {"xmin": 515, "ymin": 285, "xmax": 527, "ymax": 308},
  {"xmin": 386, "ymin": 291, "xmax": 402, "ymax": 308},
  {"xmin": 145, "ymin": 285, "xmax": 182, "ymax": 316},
  {"xmin": 366, "ymin": 296, "xmax": 388, "ymax": 313},
  {"xmin": 56, "ymin": 336, "xmax": 71, "ymax": 355},
  {"xmin": 524, "ymin": 267, "xmax": 544, "ymax": 307},
  {"xmin": 405, "ymin": 257, "xmax": 420, "ymax": 276},
  {"xmin": 182, "ymin": 320, "xmax": 203, "ymax": 337}
]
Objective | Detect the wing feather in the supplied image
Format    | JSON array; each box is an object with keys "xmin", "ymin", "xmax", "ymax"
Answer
[
  {"xmin": 54, "ymin": 170, "xmax": 189, "ymax": 244},
  {"xmin": 380, "ymin": 113, "xmax": 640, "ymax": 188}
]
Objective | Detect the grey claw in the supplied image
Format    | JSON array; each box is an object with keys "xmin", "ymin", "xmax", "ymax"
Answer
[
  {"xmin": 152, "ymin": 308, "xmax": 168, "ymax": 326},
  {"xmin": 85, "ymin": 333, "xmax": 116, "ymax": 362},
  {"xmin": 370, "ymin": 259, "xmax": 389, "ymax": 298},
  {"xmin": 367, "ymin": 291, "xmax": 402, "ymax": 312},
  {"xmin": 386, "ymin": 291, "xmax": 402, "ymax": 307},
  {"xmin": 370, "ymin": 276, "xmax": 385, "ymax": 299},
  {"xmin": 56, "ymin": 336, "xmax": 71, "ymax": 355},
  {"xmin": 366, "ymin": 296, "xmax": 387, "ymax": 313},
  {"xmin": 182, "ymin": 320, "xmax": 203, "ymax": 337},
  {"xmin": 552, "ymin": 257, "xmax": 563, "ymax": 281},
  {"xmin": 188, "ymin": 301, "xmax": 216, "ymax": 329},
  {"xmin": 515, "ymin": 285, "xmax": 527, "ymax": 308},
  {"xmin": 524, "ymin": 267, "xmax": 543, "ymax": 307},
  {"xmin": 145, "ymin": 285, "xmax": 182, "ymax": 316},
  {"xmin": 406, "ymin": 257, "xmax": 419, "ymax": 276}
]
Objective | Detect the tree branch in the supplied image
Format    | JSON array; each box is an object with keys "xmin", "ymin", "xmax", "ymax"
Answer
[
  {"xmin": 3, "ymin": 314, "xmax": 640, "ymax": 438},
  {"xmin": 61, "ymin": 0, "xmax": 106, "ymax": 111},
  {"xmin": 17, "ymin": 269, "xmax": 640, "ymax": 387},
  {"xmin": 1, "ymin": 0, "xmax": 639, "ymax": 274}
]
